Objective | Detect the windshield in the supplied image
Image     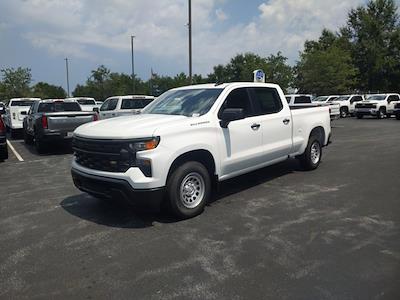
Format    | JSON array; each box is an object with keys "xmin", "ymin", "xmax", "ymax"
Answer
[
  {"xmin": 366, "ymin": 95, "xmax": 386, "ymax": 101},
  {"xmin": 142, "ymin": 88, "xmax": 223, "ymax": 117},
  {"xmin": 10, "ymin": 100, "xmax": 35, "ymax": 106},
  {"xmin": 314, "ymin": 96, "xmax": 328, "ymax": 102},
  {"xmin": 38, "ymin": 102, "xmax": 81, "ymax": 112},
  {"xmin": 335, "ymin": 96, "xmax": 350, "ymax": 101},
  {"xmin": 77, "ymin": 99, "xmax": 96, "ymax": 105}
]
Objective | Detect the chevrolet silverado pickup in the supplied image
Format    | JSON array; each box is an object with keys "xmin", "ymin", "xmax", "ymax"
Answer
[
  {"xmin": 23, "ymin": 99, "xmax": 97, "ymax": 153},
  {"xmin": 313, "ymin": 96, "xmax": 341, "ymax": 120},
  {"xmin": 331, "ymin": 95, "xmax": 364, "ymax": 117},
  {"xmin": 3, "ymin": 98, "xmax": 41, "ymax": 137},
  {"xmin": 71, "ymin": 82, "xmax": 331, "ymax": 218},
  {"xmin": 66, "ymin": 97, "xmax": 98, "ymax": 112},
  {"xmin": 355, "ymin": 93, "xmax": 400, "ymax": 119},
  {"xmin": 98, "ymin": 95, "xmax": 155, "ymax": 119}
]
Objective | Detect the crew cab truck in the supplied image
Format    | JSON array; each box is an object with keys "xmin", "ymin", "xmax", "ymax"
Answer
[
  {"xmin": 98, "ymin": 95, "xmax": 155, "ymax": 119},
  {"xmin": 71, "ymin": 82, "xmax": 331, "ymax": 219},
  {"xmin": 23, "ymin": 99, "xmax": 97, "ymax": 153},
  {"xmin": 313, "ymin": 95, "xmax": 341, "ymax": 120},
  {"xmin": 66, "ymin": 97, "xmax": 98, "ymax": 112},
  {"xmin": 331, "ymin": 95, "xmax": 364, "ymax": 117},
  {"xmin": 3, "ymin": 98, "xmax": 41, "ymax": 137},
  {"xmin": 355, "ymin": 94, "xmax": 400, "ymax": 119}
]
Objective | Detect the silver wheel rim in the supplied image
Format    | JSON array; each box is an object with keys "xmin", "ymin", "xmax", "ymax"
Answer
[
  {"xmin": 310, "ymin": 142, "xmax": 320, "ymax": 165},
  {"xmin": 180, "ymin": 172, "xmax": 205, "ymax": 209}
]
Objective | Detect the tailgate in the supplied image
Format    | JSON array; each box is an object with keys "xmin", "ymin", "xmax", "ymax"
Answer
[{"xmin": 47, "ymin": 112, "xmax": 95, "ymax": 131}]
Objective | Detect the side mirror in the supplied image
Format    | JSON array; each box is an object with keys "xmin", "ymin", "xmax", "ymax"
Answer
[
  {"xmin": 20, "ymin": 111, "xmax": 27, "ymax": 115},
  {"xmin": 93, "ymin": 107, "xmax": 99, "ymax": 113},
  {"xmin": 219, "ymin": 108, "xmax": 244, "ymax": 128}
]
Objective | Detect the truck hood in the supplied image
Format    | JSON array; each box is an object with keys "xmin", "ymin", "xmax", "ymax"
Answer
[{"xmin": 74, "ymin": 114, "xmax": 187, "ymax": 139}]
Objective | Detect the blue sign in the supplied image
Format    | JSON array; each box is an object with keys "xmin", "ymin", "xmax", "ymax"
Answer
[{"xmin": 256, "ymin": 70, "xmax": 264, "ymax": 80}]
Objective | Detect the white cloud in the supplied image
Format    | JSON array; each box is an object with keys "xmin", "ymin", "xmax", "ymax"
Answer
[
  {"xmin": 215, "ymin": 8, "xmax": 228, "ymax": 21},
  {"xmin": 1, "ymin": 0, "xmax": 371, "ymax": 77}
]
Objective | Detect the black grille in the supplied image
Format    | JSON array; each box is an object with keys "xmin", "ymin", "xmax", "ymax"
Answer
[
  {"xmin": 72, "ymin": 137, "xmax": 135, "ymax": 172},
  {"xmin": 356, "ymin": 103, "xmax": 375, "ymax": 109}
]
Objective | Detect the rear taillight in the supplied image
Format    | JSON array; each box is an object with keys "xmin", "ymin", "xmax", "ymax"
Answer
[
  {"xmin": 93, "ymin": 113, "xmax": 98, "ymax": 121},
  {"xmin": 41, "ymin": 116, "xmax": 48, "ymax": 129}
]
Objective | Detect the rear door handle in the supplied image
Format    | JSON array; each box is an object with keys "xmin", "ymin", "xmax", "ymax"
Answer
[
  {"xmin": 251, "ymin": 123, "xmax": 261, "ymax": 130},
  {"xmin": 283, "ymin": 118, "xmax": 290, "ymax": 125}
]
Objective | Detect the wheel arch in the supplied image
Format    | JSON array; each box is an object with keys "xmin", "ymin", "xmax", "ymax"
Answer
[
  {"xmin": 167, "ymin": 149, "xmax": 217, "ymax": 182},
  {"xmin": 309, "ymin": 126, "xmax": 325, "ymax": 146}
]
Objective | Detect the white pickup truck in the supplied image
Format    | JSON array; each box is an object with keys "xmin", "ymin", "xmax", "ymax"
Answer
[
  {"xmin": 330, "ymin": 94, "xmax": 364, "ymax": 117},
  {"xmin": 3, "ymin": 98, "xmax": 41, "ymax": 137},
  {"xmin": 71, "ymin": 82, "xmax": 331, "ymax": 218},
  {"xmin": 98, "ymin": 95, "xmax": 155, "ymax": 119},
  {"xmin": 355, "ymin": 94, "xmax": 400, "ymax": 119},
  {"xmin": 313, "ymin": 96, "xmax": 341, "ymax": 120},
  {"xmin": 66, "ymin": 97, "xmax": 98, "ymax": 112}
]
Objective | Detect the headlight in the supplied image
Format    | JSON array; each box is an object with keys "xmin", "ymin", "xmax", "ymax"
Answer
[{"xmin": 128, "ymin": 137, "xmax": 160, "ymax": 152}]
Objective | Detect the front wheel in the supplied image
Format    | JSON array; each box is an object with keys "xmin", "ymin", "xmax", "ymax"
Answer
[
  {"xmin": 166, "ymin": 161, "xmax": 211, "ymax": 219},
  {"xmin": 298, "ymin": 137, "xmax": 322, "ymax": 171},
  {"xmin": 377, "ymin": 108, "xmax": 385, "ymax": 119},
  {"xmin": 340, "ymin": 107, "xmax": 348, "ymax": 118}
]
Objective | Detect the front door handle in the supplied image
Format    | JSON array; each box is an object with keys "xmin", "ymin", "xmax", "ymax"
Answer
[
  {"xmin": 283, "ymin": 118, "xmax": 290, "ymax": 125},
  {"xmin": 251, "ymin": 123, "xmax": 261, "ymax": 130}
]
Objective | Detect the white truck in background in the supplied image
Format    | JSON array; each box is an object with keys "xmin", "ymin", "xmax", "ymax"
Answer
[
  {"xmin": 285, "ymin": 94, "xmax": 313, "ymax": 105},
  {"xmin": 71, "ymin": 82, "xmax": 331, "ymax": 219},
  {"xmin": 3, "ymin": 98, "xmax": 41, "ymax": 137},
  {"xmin": 66, "ymin": 97, "xmax": 98, "ymax": 112},
  {"xmin": 355, "ymin": 93, "xmax": 400, "ymax": 119},
  {"xmin": 98, "ymin": 95, "xmax": 155, "ymax": 119},
  {"xmin": 330, "ymin": 95, "xmax": 364, "ymax": 118},
  {"xmin": 313, "ymin": 96, "xmax": 341, "ymax": 120}
]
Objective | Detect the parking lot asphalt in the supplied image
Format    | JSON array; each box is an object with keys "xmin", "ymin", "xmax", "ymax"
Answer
[{"xmin": 1, "ymin": 118, "xmax": 399, "ymax": 299}]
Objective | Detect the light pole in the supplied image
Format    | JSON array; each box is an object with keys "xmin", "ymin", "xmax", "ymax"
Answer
[
  {"xmin": 188, "ymin": 0, "xmax": 192, "ymax": 84},
  {"xmin": 65, "ymin": 58, "xmax": 70, "ymax": 97},
  {"xmin": 131, "ymin": 35, "xmax": 135, "ymax": 95}
]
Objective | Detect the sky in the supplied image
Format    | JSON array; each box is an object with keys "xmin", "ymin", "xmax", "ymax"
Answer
[{"xmin": 0, "ymin": 0, "xmax": 398, "ymax": 91}]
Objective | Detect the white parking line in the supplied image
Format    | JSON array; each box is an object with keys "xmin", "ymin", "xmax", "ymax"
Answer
[{"xmin": 6, "ymin": 140, "xmax": 24, "ymax": 162}]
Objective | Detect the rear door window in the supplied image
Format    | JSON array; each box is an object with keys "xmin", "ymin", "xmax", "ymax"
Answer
[{"xmin": 250, "ymin": 88, "xmax": 283, "ymax": 115}]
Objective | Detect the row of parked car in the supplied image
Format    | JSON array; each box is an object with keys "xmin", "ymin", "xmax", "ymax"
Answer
[
  {"xmin": 0, "ymin": 95, "xmax": 155, "ymax": 155},
  {"xmin": 285, "ymin": 93, "xmax": 400, "ymax": 120}
]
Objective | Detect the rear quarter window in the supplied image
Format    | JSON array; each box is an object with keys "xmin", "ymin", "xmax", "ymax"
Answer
[{"xmin": 252, "ymin": 88, "xmax": 283, "ymax": 115}]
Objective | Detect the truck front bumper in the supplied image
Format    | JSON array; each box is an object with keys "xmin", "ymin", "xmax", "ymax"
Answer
[
  {"xmin": 71, "ymin": 168, "xmax": 165, "ymax": 209},
  {"xmin": 355, "ymin": 108, "xmax": 377, "ymax": 116}
]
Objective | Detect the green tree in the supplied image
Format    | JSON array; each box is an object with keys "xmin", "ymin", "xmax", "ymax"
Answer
[
  {"xmin": 265, "ymin": 52, "xmax": 294, "ymax": 92},
  {"xmin": 346, "ymin": 0, "xmax": 400, "ymax": 92},
  {"xmin": 31, "ymin": 82, "xmax": 66, "ymax": 99},
  {"xmin": 295, "ymin": 30, "xmax": 358, "ymax": 95},
  {"xmin": 0, "ymin": 67, "xmax": 32, "ymax": 99}
]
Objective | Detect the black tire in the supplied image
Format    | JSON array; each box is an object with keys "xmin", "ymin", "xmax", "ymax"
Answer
[
  {"xmin": 386, "ymin": 113, "xmax": 392, "ymax": 118},
  {"xmin": 0, "ymin": 145, "xmax": 8, "ymax": 160},
  {"xmin": 298, "ymin": 136, "xmax": 322, "ymax": 171},
  {"xmin": 34, "ymin": 134, "xmax": 46, "ymax": 154},
  {"xmin": 10, "ymin": 128, "xmax": 17, "ymax": 139},
  {"xmin": 24, "ymin": 130, "xmax": 34, "ymax": 145},
  {"xmin": 356, "ymin": 114, "xmax": 363, "ymax": 119},
  {"xmin": 340, "ymin": 107, "xmax": 348, "ymax": 118},
  {"xmin": 396, "ymin": 114, "xmax": 400, "ymax": 120},
  {"xmin": 377, "ymin": 108, "xmax": 385, "ymax": 119},
  {"xmin": 166, "ymin": 161, "xmax": 211, "ymax": 219}
]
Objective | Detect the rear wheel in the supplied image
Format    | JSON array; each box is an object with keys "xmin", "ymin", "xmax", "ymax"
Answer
[
  {"xmin": 356, "ymin": 114, "xmax": 363, "ymax": 119},
  {"xmin": 166, "ymin": 161, "xmax": 211, "ymax": 219},
  {"xmin": 34, "ymin": 133, "xmax": 45, "ymax": 154},
  {"xmin": 0, "ymin": 145, "xmax": 8, "ymax": 160},
  {"xmin": 396, "ymin": 114, "xmax": 400, "ymax": 120},
  {"xmin": 10, "ymin": 128, "xmax": 17, "ymax": 139},
  {"xmin": 298, "ymin": 136, "xmax": 322, "ymax": 171},
  {"xmin": 24, "ymin": 129, "xmax": 34, "ymax": 145}
]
